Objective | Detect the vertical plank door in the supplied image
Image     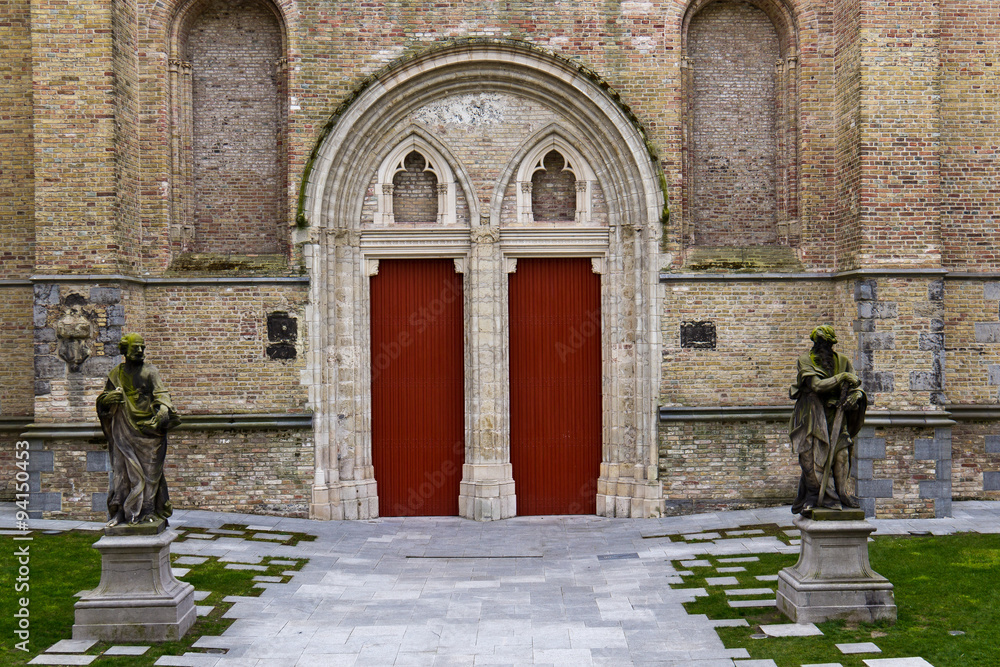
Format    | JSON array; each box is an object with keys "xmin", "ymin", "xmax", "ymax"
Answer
[
  {"xmin": 509, "ymin": 257, "xmax": 602, "ymax": 515},
  {"xmin": 370, "ymin": 259, "xmax": 465, "ymax": 516}
]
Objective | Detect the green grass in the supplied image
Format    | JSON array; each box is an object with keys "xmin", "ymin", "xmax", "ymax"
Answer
[
  {"xmin": 0, "ymin": 528, "xmax": 308, "ymax": 665},
  {"xmin": 674, "ymin": 532, "xmax": 1000, "ymax": 666}
]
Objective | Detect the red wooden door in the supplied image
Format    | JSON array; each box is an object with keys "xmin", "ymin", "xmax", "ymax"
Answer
[
  {"xmin": 509, "ymin": 258, "xmax": 602, "ymax": 515},
  {"xmin": 370, "ymin": 259, "xmax": 465, "ymax": 516}
]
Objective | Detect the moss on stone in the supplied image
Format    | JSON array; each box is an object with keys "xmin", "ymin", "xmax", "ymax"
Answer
[
  {"xmin": 167, "ymin": 253, "xmax": 290, "ymax": 276},
  {"xmin": 680, "ymin": 246, "xmax": 805, "ymax": 273}
]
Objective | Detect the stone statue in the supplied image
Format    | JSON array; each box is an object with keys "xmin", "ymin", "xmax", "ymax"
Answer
[
  {"xmin": 789, "ymin": 325, "xmax": 867, "ymax": 514},
  {"xmin": 56, "ymin": 303, "xmax": 94, "ymax": 372},
  {"xmin": 97, "ymin": 334, "xmax": 181, "ymax": 527}
]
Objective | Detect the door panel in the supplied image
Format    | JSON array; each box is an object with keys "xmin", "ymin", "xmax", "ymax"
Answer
[
  {"xmin": 509, "ymin": 258, "xmax": 602, "ymax": 515},
  {"xmin": 370, "ymin": 259, "xmax": 465, "ymax": 516}
]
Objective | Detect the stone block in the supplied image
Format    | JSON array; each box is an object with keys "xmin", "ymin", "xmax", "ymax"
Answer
[
  {"xmin": 35, "ymin": 355, "xmax": 62, "ymax": 378},
  {"xmin": 985, "ymin": 471, "xmax": 1000, "ymax": 491},
  {"xmin": 936, "ymin": 459, "xmax": 951, "ymax": 481},
  {"xmin": 918, "ymin": 333, "xmax": 944, "ymax": 351},
  {"xmin": 859, "ymin": 332, "xmax": 895, "ymax": 351},
  {"xmin": 857, "ymin": 302, "xmax": 897, "ymax": 319},
  {"xmin": 974, "ymin": 322, "xmax": 1000, "ymax": 343},
  {"xmin": 857, "ymin": 479, "xmax": 892, "ymax": 498},
  {"xmin": 856, "ymin": 438, "xmax": 886, "ymax": 459},
  {"xmin": 92, "ymin": 493, "xmax": 108, "ymax": 513},
  {"xmin": 909, "ymin": 371, "xmax": 941, "ymax": 392},
  {"xmin": 930, "ymin": 318, "xmax": 944, "ymax": 332},
  {"xmin": 34, "ymin": 283, "xmax": 60, "ymax": 305},
  {"xmin": 35, "ymin": 327, "xmax": 56, "ymax": 343},
  {"xmin": 862, "ymin": 371, "xmax": 894, "ymax": 394},
  {"xmin": 98, "ymin": 326, "xmax": 122, "ymax": 343},
  {"xmin": 854, "ymin": 459, "xmax": 873, "ymax": 480},
  {"xmin": 26, "ymin": 450, "xmax": 54, "ymax": 472},
  {"xmin": 928, "ymin": 279, "xmax": 944, "ymax": 302},
  {"xmin": 989, "ymin": 366, "xmax": 1000, "ymax": 386},
  {"xmin": 73, "ymin": 530, "xmax": 196, "ymax": 642},
  {"xmin": 935, "ymin": 497, "xmax": 952, "ymax": 518},
  {"xmin": 87, "ymin": 451, "xmax": 110, "ymax": 472},
  {"xmin": 854, "ymin": 280, "xmax": 877, "ymax": 302},
  {"xmin": 986, "ymin": 435, "xmax": 1000, "ymax": 454},
  {"xmin": 106, "ymin": 305, "xmax": 126, "ymax": 326},
  {"xmin": 920, "ymin": 480, "xmax": 951, "ymax": 500},
  {"xmin": 30, "ymin": 492, "xmax": 62, "ymax": 512},
  {"xmin": 89, "ymin": 287, "xmax": 122, "ymax": 305},
  {"xmin": 27, "ymin": 471, "xmax": 40, "ymax": 493},
  {"xmin": 985, "ymin": 282, "xmax": 1000, "ymax": 301},
  {"xmin": 914, "ymin": 439, "xmax": 938, "ymax": 461},
  {"xmin": 853, "ymin": 319, "xmax": 876, "ymax": 333},
  {"xmin": 860, "ymin": 498, "xmax": 876, "ymax": 518},
  {"xmin": 34, "ymin": 304, "xmax": 48, "ymax": 328},
  {"xmin": 34, "ymin": 380, "xmax": 51, "ymax": 396}
]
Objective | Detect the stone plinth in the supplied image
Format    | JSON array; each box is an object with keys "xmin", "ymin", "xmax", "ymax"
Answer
[
  {"xmin": 73, "ymin": 528, "xmax": 195, "ymax": 642},
  {"xmin": 777, "ymin": 509, "xmax": 896, "ymax": 624}
]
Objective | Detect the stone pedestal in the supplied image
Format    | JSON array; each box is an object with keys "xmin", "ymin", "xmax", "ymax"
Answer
[
  {"xmin": 459, "ymin": 463, "xmax": 516, "ymax": 521},
  {"xmin": 73, "ymin": 528, "xmax": 196, "ymax": 642},
  {"xmin": 777, "ymin": 509, "xmax": 896, "ymax": 624}
]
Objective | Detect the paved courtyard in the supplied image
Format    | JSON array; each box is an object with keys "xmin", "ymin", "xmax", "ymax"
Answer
[{"xmin": 10, "ymin": 501, "xmax": 1000, "ymax": 666}]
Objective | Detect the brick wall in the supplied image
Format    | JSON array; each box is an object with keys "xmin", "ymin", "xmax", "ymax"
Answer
[
  {"xmin": 186, "ymin": 0, "xmax": 286, "ymax": 255},
  {"xmin": 33, "ymin": 429, "xmax": 313, "ymax": 520},
  {"xmin": 688, "ymin": 0, "xmax": 779, "ymax": 246},
  {"xmin": 0, "ymin": 0, "xmax": 33, "ymax": 280},
  {"xmin": 392, "ymin": 151, "xmax": 438, "ymax": 223},
  {"xmin": 941, "ymin": 1, "xmax": 1000, "ymax": 271},
  {"xmin": 531, "ymin": 150, "xmax": 576, "ymax": 222}
]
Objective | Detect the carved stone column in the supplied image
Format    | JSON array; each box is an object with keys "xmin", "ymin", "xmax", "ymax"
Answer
[{"xmin": 458, "ymin": 223, "xmax": 516, "ymax": 520}]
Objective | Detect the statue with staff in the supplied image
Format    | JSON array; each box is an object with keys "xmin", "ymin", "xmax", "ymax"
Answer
[
  {"xmin": 789, "ymin": 325, "xmax": 867, "ymax": 514},
  {"xmin": 96, "ymin": 333, "xmax": 181, "ymax": 527}
]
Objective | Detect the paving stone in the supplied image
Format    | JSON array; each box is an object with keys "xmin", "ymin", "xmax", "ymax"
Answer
[
  {"xmin": 759, "ymin": 623, "xmax": 823, "ymax": 637},
  {"xmin": 704, "ymin": 576, "xmax": 739, "ymax": 586},
  {"xmin": 838, "ymin": 642, "xmax": 882, "ymax": 654},
  {"xmin": 193, "ymin": 590, "xmax": 210, "ymax": 601},
  {"xmin": 717, "ymin": 557, "xmax": 759, "ymax": 563},
  {"xmin": 153, "ymin": 655, "xmax": 221, "ymax": 666},
  {"xmin": 724, "ymin": 529, "xmax": 765, "ymax": 536},
  {"xmin": 171, "ymin": 567, "xmax": 190, "ymax": 577},
  {"xmin": 174, "ymin": 556, "xmax": 208, "ymax": 565},
  {"xmin": 679, "ymin": 559, "xmax": 712, "ymax": 567},
  {"xmin": 862, "ymin": 659, "xmax": 934, "ymax": 667},
  {"xmin": 225, "ymin": 563, "xmax": 268, "ymax": 571},
  {"xmin": 716, "ymin": 566, "xmax": 746, "ymax": 573},
  {"xmin": 734, "ymin": 660, "xmax": 778, "ymax": 667},
  {"xmin": 269, "ymin": 560, "xmax": 298, "ymax": 565},
  {"xmin": 196, "ymin": 605, "xmax": 215, "ymax": 616},
  {"xmin": 28, "ymin": 657, "xmax": 96, "ymax": 666},
  {"xmin": 724, "ymin": 588, "xmax": 773, "ymax": 596},
  {"xmin": 801, "ymin": 664, "xmax": 844, "ymax": 667},
  {"xmin": 208, "ymin": 529, "xmax": 245, "ymax": 535},
  {"xmin": 755, "ymin": 575, "xmax": 779, "ymax": 582},
  {"xmin": 46, "ymin": 640, "xmax": 96, "ymax": 653},
  {"xmin": 253, "ymin": 533, "xmax": 292, "ymax": 541},
  {"xmin": 727, "ymin": 599, "xmax": 777, "ymax": 608},
  {"xmin": 683, "ymin": 532, "xmax": 721, "ymax": 540},
  {"xmin": 104, "ymin": 646, "xmax": 150, "ymax": 655},
  {"xmin": 179, "ymin": 533, "xmax": 215, "ymax": 540},
  {"xmin": 254, "ymin": 575, "xmax": 284, "ymax": 582}
]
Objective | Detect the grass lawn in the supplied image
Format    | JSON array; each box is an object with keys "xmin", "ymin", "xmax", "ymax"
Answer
[
  {"xmin": 676, "ymin": 532, "xmax": 1000, "ymax": 666},
  {"xmin": 0, "ymin": 527, "xmax": 307, "ymax": 666}
]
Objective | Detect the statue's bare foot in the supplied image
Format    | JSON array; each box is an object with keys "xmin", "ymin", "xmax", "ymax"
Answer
[{"xmin": 106, "ymin": 517, "xmax": 121, "ymax": 527}]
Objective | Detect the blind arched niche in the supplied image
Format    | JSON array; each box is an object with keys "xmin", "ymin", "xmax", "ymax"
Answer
[
  {"xmin": 682, "ymin": 0, "xmax": 798, "ymax": 247},
  {"xmin": 169, "ymin": 0, "xmax": 288, "ymax": 259}
]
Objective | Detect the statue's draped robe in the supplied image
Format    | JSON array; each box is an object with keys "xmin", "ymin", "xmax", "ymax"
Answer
[
  {"xmin": 97, "ymin": 363, "xmax": 180, "ymax": 522},
  {"xmin": 789, "ymin": 351, "xmax": 867, "ymax": 513}
]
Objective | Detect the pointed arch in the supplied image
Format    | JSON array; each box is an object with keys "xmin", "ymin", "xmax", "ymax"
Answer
[{"xmin": 301, "ymin": 40, "xmax": 666, "ymax": 521}]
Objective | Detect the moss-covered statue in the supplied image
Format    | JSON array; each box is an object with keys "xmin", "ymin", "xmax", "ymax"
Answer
[
  {"xmin": 97, "ymin": 334, "xmax": 181, "ymax": 527},
  {"xmin": 789, "ymin": 325, "xmax": 867, "ymax": 514}
]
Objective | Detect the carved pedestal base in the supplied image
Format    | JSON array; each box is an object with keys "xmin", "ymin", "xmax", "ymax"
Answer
[
  {"xmin": 777, "ymin": 510, "xmax": 896, "ymax": 624},
  {"xmin": 459, "ymin": 463, "xmax": 516, "ymax": 521},
  {"xmin": 597, "ymin": 466, "xmax": 664, "ymax": 518},
  {"xmin": 73, "ymin": 529, "xmax": 195, "ymax": 642}
]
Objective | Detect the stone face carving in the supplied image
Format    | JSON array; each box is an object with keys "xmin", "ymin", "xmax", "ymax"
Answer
[
  {"xmin": 789, "ymin": 325, "xmax": 867, "ymax": 515},
  {"xmin": 56, "ymin": 303, "xmax": 94, "ymax": 372},
  {"xmin": 96, "ymin": 334, "xmax": 181, "ymax": 528}
]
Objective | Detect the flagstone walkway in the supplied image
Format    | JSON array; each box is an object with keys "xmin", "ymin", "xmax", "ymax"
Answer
[{"xmin": 8, "ymin": 501, "xmax": 999, "ymax": 666}]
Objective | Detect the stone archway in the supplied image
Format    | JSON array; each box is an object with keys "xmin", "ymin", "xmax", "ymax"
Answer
[{"xmin": 300, "ymin": 40, "xmax": 666, "ymax": 520}]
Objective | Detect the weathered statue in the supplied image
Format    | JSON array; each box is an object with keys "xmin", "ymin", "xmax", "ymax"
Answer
[
  {"xmin": 97, "ymin": 334, "xmax": 181, "ymax": 527},
  {"xmin": 789, "ymin": 325, "xmax": 867, "ymax": 514}
]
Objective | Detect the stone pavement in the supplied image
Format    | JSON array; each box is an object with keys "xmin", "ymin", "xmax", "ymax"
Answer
[{"xmin": 7, "ymin": 501, "xmax": 1000, "ymax": 666}]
